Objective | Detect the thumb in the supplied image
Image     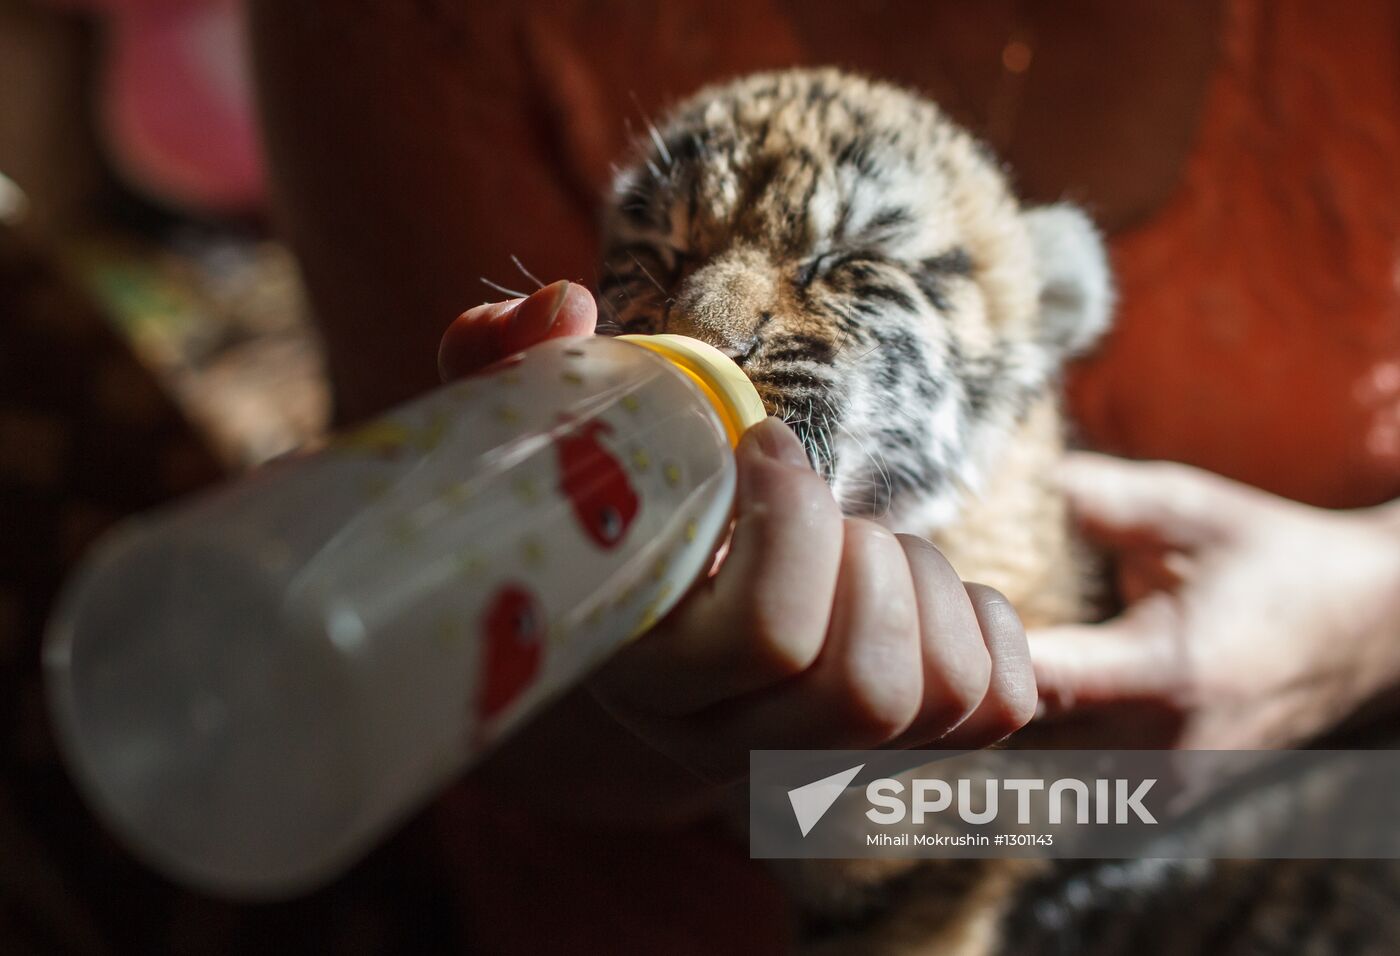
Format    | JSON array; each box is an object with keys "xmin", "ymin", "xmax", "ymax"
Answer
[
  {"xmin": 1059, "ymin": 452, "xmax": 1247, "ymax": 551},
  {"xmin": 439, "ymin": 279, "xmax": 597, "ymax": 380},
  {"xmin": 1027, "ymin": 595, "xmax": 1185, "ymax": 714}
]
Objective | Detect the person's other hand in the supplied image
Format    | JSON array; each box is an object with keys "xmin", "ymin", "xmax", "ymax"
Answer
[
  {"xmin": 1030, "ymin": 453, "xmax": 1400, "ymax": 749},
  {"xmin": 440, "ymin": 282, "xmax": 1036, "ymax": 784}
]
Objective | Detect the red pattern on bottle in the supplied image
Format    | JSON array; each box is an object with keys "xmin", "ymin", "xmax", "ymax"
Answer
[
  {"xmin": 477, "ymin": 584, "xmax": 546, "ymax": 721},
  {"xmin": 554, "ymin": 418, "xmax": 640, "ymax": 549}
]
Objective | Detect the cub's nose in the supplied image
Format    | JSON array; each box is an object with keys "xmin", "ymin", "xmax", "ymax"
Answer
[{"xmin": 668, "ymin": 246, "xmax": 777, "ymax": 360}]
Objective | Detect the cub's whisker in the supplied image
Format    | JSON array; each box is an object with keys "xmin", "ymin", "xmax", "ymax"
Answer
[
  {"xmin": 480, "ymin": 277, "xmax": 528, "ymax": 299},
  {"xmin": 839, "ymin": 422, "xmax": 894, "ymax": 516},
  {"xmin": 627, "ymin": 254, "xmax": 667, "ymax": 295},
  {"xmin": 510, "ymin": 254, "xmax": 545, "ymax": 290},
  {"xmin": 629, "ymin": 90, "xmax": 673, "ymax": 167}
]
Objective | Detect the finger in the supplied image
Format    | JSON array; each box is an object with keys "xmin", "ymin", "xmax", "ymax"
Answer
[
  {"xmin": 673, "ymin": 518, "xmax": 924, "ymax": 774},
  {"xmin": 1058, "ymin": 452, "xmax": 1247, "ymax": 551},
  {"xmin": 499, "ymin": 279, "xmax": 597, "ymax": 353},
  {"xmin": 438, "ymin": 297, "xmax": 521, "ymax": 381},
  {"xmin": 938, "ymin": 583, "xmax": 1036, "ymax": 747},
  {"xmin": 1027, "ymin": 595, "xmax": 1185, "ymax": 714},
  {"xmin": 438, "ymin": 279, "xmax": 597, "ymax": 380},
  {"xmin": 592, "ymin": 418, "xmax": 844, "ymax": 716},
  {"xmin": 886, "ymin": 535, "xmax": 992, "ymax": 746}
]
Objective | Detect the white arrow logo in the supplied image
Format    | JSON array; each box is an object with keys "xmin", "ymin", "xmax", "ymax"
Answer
[{"xmin": 787, "ymin": 764, "xmax": 864, "ymax": 837}]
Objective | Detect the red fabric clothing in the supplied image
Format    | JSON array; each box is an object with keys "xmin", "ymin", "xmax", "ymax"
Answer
[
  {"xmin": 1069, "ymin": 0, "xmax": 1400, "ymax": 508},
  {"xmin": 433, "ymin": 787, "xmax": 789, "ymax": 954},
  {"xmin": 437, "ymin": 3, "xmax": 1400, "ymax": 950}
]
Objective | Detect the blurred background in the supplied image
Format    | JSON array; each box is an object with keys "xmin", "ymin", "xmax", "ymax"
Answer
[
  {"xmin": 1, "ymin": 0, "xmax": 326, "ymax": 469},
  {"xmin": 0, "ymin": 0, "xmax": 1397, "ymax": 952}
]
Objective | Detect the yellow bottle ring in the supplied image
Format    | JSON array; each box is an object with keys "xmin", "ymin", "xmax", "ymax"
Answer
[{"xmin": 617, "ymin": 334, "xmax": 767, "ymax": 447}]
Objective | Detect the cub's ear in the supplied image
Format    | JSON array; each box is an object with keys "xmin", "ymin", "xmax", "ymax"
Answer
[{"xmin": 1022, "ymin": 204, "xmax": 1114, "ymax": 360}]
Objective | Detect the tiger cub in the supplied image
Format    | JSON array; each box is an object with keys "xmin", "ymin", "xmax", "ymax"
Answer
[
  {"xmin": 598, "ymin": 67, "xmax": 1106, "ymax": 953},
  {"xmin": 597, "ymin": 66, "xmax": 1399, "ymax": 956},
  {"xmin": 600, "ymin": 67, "xmax": 1109, "ymax": 638}
]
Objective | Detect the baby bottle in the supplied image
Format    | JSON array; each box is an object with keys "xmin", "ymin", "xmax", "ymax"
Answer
[{"xmin": 42, "ymin": 333, "xmax": 766, "ymax": 898}]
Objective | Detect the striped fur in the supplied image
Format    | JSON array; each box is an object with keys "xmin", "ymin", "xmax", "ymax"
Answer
[{"xmin": 600, "ymin": 68, "xmax": 1109, "ymax": 531}]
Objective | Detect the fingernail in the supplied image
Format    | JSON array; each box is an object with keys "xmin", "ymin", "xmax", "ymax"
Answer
[
  {"xmin": 746, "ymin": 417, "xmax": 812, "ymax": 469},
  {"xmin": 515, "ymin": 279, "xmax": 571, "ymax": 343}
]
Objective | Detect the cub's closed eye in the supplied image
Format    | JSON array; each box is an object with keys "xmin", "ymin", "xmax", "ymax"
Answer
[
  {"xmin": 798, "ymin": 249, "xmax": 883, "ymax": 289},
  {"xmin": 797, "ymin": 252, "xmax": 833, "ymax": 289}
]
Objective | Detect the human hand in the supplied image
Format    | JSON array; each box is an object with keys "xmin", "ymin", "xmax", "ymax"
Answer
[
  {"xmin": 1030, "ymin": 453, "xmax": 1400, "ymax": 750},
  {"xmin": 439, "ymin": 279, "xmax": 600, "ymax": 378},
  {"xmin": 440, "ymin": 282, "xmax": 1036, "ymax": 785},
  {"xmin": 590, "ymin": 417, "xmax": 1035, "ymax": 780}
]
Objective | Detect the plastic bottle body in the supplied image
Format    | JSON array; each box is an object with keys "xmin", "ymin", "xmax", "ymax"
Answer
[{"xmin": 44, "ymin": 335, "xmax": 754, "ymax": 897}]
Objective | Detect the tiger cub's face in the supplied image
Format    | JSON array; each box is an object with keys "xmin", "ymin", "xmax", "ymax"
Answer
[{"xmin": 600, "ymin": 68, "xmax": 1111, "ymax": 529}]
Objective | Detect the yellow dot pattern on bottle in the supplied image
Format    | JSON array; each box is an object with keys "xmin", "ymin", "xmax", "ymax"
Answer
[
  {"xmin": 419, "ymin": 412, "xmax": 448, "ymax": 451},
  {"xmin": 332, "ymin": 421, "xmax": 416, "ymax": 457},
  {"xmin": 352, "ymin": 345, "xmax": 723, "ymax": 680},
  {"xmin": 613, "ymin": 581, "xmax": 639, "ymax": 611},
  {"xmin": 513, "ymin": 477, "xmax": 540, "ymax": 504},
  {"xmin": 388, "ymin": 515, "xmax": 418, "ymax": 545},
  {"xmin": 631, "ymin": 582, "xmax": 675, "ymax": 639},
  {"xmin": 457, "ymin": 553, "xmax": 488, "ymax": 577},
  {"xmin": 439, "ymin": 480, "xmax": 473, "ymax": 506},
  {"xmin": 546, "ymin": 623, "xmax": 567, "ymax": 648},
  {"xmin": 363, "ymin": 476, "xmax": 390, "ymax": 500}
]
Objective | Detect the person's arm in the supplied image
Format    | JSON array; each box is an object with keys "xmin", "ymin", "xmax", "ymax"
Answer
[{"xmin": 1029, "ymin": 453, "xmax": 1400, "ymax": 750}]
